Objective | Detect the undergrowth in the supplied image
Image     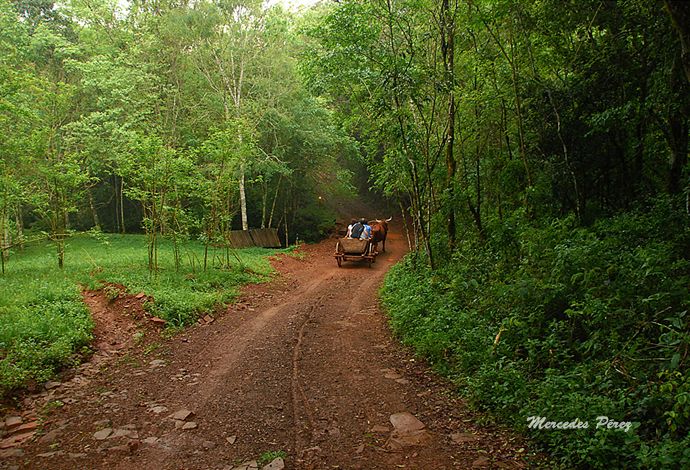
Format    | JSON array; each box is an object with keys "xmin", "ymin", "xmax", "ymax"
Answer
[
  {"xmin": 381, "ymin": 199, "xmax": 690, "ymax": 468},
  {"xmin": 0, "ymin": 233, "xmax": 280, "ymax": 396}
]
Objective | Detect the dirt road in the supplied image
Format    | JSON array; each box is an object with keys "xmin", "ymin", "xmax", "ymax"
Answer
[{"xmin": 4, "ymin": 227, "xmax": 534, "ymax": 469}]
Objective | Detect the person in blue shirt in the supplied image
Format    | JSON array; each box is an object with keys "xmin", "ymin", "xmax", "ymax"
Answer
[{"xmin": 359, "ymin": 218, "xmax": 372, "ymax": 240}]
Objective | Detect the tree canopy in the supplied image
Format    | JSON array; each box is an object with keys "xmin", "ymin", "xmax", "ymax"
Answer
[{"xmin": 0, "ymin": 0, "xmax": 355, "ymax": 270}]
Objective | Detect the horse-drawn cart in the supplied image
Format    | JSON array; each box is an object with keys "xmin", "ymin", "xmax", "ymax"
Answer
[{"xmin": 334, "ymin": 238, "xmax": 376, "ymax": 267}]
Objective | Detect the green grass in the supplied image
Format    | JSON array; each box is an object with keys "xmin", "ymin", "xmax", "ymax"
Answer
[
  {"xmin": 0, "ymin": 232, "xmax": 281, "ymax": 396},
  {"xmin": 259, "ymin": 450, "xmax": 287, "ymax": 465}
]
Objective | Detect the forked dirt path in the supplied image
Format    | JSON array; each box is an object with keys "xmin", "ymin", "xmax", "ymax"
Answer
[{"xmin": 4, "ymin": 227, "xmax": 536, "ymax": 469}]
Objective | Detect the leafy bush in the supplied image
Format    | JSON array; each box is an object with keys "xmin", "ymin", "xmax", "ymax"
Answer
[
  {"xmin": 0, "ymin": 285, "xmax": 93, "ymax": 392},
  {"xmin": 381, "ymin": 199, "xmax": 690, "ymax": 468}
]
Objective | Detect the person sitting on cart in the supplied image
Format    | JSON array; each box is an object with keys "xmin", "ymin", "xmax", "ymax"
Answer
[
  {"xmin": 349, "ymin": 218, "xmax": 365, "ymax": 239},
  {"xmin": 359, "ymin": 218, "xmax": 372, "ymax": 240},
  {"xmin": 346, "ymin": 218, "xmax": 358, "ymax": 238}
]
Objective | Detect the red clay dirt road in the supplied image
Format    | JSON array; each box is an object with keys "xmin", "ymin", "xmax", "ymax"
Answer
[{"xmin": 4, "ymin": 227, "xmax": 536, "ymax": 469}]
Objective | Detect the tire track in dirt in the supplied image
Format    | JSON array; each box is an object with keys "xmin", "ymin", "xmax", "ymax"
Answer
[
  {"xmin": 131, "ymin": 274, "xmax": 342, "ymax": 470},
  {"xmin": 291, "ymin": 257, "xmax": 393, "ymax": 467},
  {"xmin": 195, "ymin": 275, "xmax": 328, "ymax": 406},
  {"xmin": 291, "ymin": 291, "xmax": 328, "ymax": 461}
]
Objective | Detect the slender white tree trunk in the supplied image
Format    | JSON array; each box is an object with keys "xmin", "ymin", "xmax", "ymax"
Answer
[
  {"xmin": 239, "ymin": 162, "xmax": 248, "ymax": 231},
  {"xmin": 268, "ymin": 174, "xmax": 281, "ymax": 229}
]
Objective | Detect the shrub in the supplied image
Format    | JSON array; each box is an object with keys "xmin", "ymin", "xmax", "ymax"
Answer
[{"xmin": 381, "ymin": 199, "xmax": 690, "ymax": 468}]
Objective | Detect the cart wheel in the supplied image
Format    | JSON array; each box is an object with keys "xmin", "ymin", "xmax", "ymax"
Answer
[
  {"xmin": 368, "ymin": 242, "xmax": 376, "ymax": 263},
  {"xmin": 335, "ymin": 241, "xmax": 343, "ymax": 267}
]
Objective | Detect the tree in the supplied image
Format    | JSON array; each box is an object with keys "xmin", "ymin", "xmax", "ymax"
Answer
[
  {"xmin": 0, "ymin": 0, "xmax": 33, "ymax": 269},
  {"xmin": 185, "ymin": 0, "xmax": 266, "ymax": 231},
  {"xmin": 665, "ymin": 1, "xmax": 690, "ymax": 82},
  {"xmin": 198, "ymin": 121, "xmax": 251, "ymax": 269},
  {"xmin": 122, "ymin": 134, "xmax": 196, "ymax": 272}
]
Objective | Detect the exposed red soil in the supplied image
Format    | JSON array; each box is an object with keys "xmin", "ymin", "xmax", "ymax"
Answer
[{"xmin": 0, "ymin": 226, "xmax": 541, "ymax": 469}]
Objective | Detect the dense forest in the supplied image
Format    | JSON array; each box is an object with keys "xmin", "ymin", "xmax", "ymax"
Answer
[
  {"xmin": 304, "ymin": 0, "xmax": 690, "ymax": 468},
  {"xmin": 0, "ymin": 0, "xmax": 355, "ymax": 273},
  {"xmin": 1, "ymin": 0, "xmax": 690, "ymax": 468}
]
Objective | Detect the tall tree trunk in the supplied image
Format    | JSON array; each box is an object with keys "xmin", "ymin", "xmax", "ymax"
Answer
[
  {"xmin": 204, "ymin": 201, "xmax": 217, "ymax": 272},
  {"xmin": 268, "ymin": 174, "xmax": 282, "ymax": 229},
  {"xmin": 398, "ymin": 197, "xmax": 413, "ymax": 251},
  {"xmin": 239, "ymin": 162, "xmax": 248, "ymax": 231},
  {"xmin": 260, "ymin": 181, "xmax": 267, "ymax": 229},
  {"xmin": 665, "ymin": 1, "xmax": 690, "ymax": 82},
  {"xmin": 668, "ymin": 53, "xmax": 689, "ymax": 194},
  {"xmin": 50, "ymin": 178, "xmax": 65, "ymax": 269},
  {"xmin": 14, "ymin": 206, "xmax": 23, "ymax": 250},
  {"xmin": 507, "ymin": 22, "xmax": 531, "ymax": 188},
  {"xmin": 480, "ymin": 12, "xmax": 533, "ymax": 187},
  {"xmin": 441, "ymin": 0, "xmax": 457, "ymax": 250},
  {"xmin": 113, "ymin": 174, "xmax": 120, "ymax": 233},
  {"xmin": 119, "ymin": 176, "xmax": 126, "ymax": 234},
  {"xmin": 57, "ymin": 206, "xmax": 65, "ymax": 270},
  {"xmin": 634, "ymin": 78, "xmax": 648, "ymax": 196},
  {"xmin": 283, "ymin": 201, "xmax": 288, "ymax": 247},
  {"xmin": 546, "ymin": 88, "xmax": 582, "ymax": 221},
  {"xmin": 385, "ymin": 0, "xmax": 433, "ymax": 268},
  {"xmin": 88, "ymin": 187, "xmax": 100, "ymax": 229},
  {"xmin": 1, "ymin": 204, "xmax": 9, "ymax": 264}
]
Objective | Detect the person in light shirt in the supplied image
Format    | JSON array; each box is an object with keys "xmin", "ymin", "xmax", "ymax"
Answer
[{"xmin": 359, "ymin": 218, "xmax": 372, "ymax": 240}]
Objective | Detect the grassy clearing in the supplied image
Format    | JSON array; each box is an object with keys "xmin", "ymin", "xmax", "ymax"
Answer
[{"xmin": 0, "ymin": 233, "xmax": 280, "ymax": 395}]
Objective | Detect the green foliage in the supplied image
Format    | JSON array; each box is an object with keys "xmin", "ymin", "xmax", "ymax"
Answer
[
  {"xmin": 77, "ymin": 236, "xmax": 275, "ymax": 325},
  {"xmin": 382, "ymin": 199, "xmax": 690, "ymax": 468},
  {"xmin": 310, "ymin": 2, "xmax": 690, "ymax": 464},
  {"xmin": 0, "ymin": 273, "xmax": 92, "ymax": 392},
  {"xmin": 0, "ymin": 234, "xmax": 278, "ymax": 396},
  {"xmin": 0, "ymin": 0, "xmax": 355, "ymax": 400},
  {"xmin": 258, "ymin": 450, "xmax": 286, "ymax": 466},
  {"xmin": 0, "ymin": 0, "xmax": 355, "ymax": 265}
]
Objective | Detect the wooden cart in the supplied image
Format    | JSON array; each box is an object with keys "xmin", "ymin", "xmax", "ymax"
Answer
[{"xmin": 334, "ymin": 238, "xmax": 376, "ymax": 268}]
